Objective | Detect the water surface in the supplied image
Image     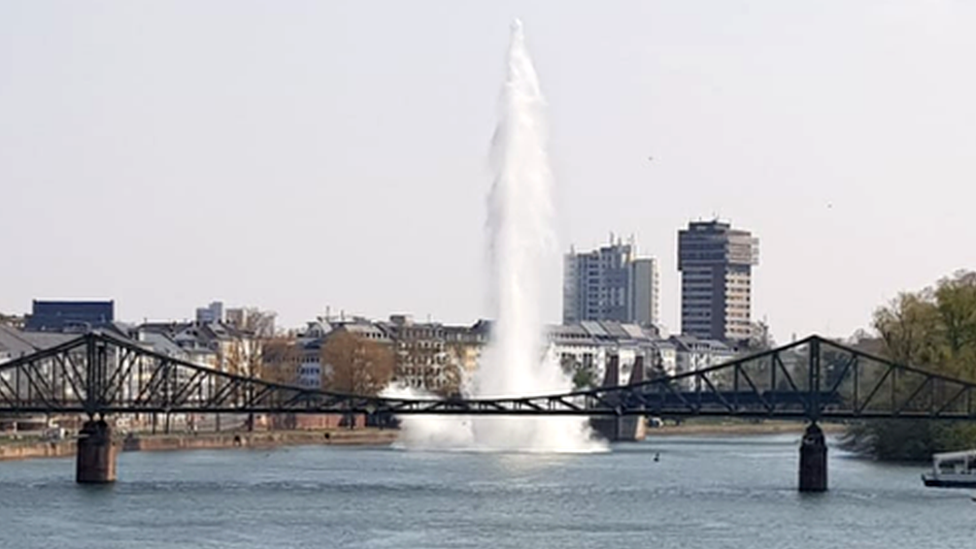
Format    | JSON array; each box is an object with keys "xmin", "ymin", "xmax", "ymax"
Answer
[{"xmin": 0, "ymin": 435, "xmax": 970, "ymax": 548}]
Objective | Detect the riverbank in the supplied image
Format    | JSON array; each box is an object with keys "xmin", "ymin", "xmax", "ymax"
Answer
[
  {"xmin": 0, "ymin": 422, "xmax": 851, "ymax": 461},
  {"xmin": 0, "ymin": 428, "xmax": 398, "ymax": 461},
  {"xmin": 646, "ymin": 420, "xmax": 847, "ymax": 437}
]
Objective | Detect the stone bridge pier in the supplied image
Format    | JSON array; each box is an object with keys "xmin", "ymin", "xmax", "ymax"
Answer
[
  {"xmin": 799, "ymin": 422, "xmax": 827, "ymax": 492},
  {"xmin": 589, "ymin": 354, "xmax": 648, "ymax": 442},
  {"xmin": 76, "ymin": 419, "xmax": 116, "ymax": 484}
]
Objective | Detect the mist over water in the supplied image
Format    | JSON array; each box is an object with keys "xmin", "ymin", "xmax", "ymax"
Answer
[{"xmin": 389, "ymin": 20, "xmax": 603, "ymax": 453}]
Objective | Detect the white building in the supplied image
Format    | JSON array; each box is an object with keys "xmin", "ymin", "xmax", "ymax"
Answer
[
  {"xmin": 296, "ymin": 321, "xmax": 331, "ymax": 389},
  {"xmin": 669, "ymin": 335, "xmax": 737, "ymax": 388},
  {"xmin": 547, "ymin": 321, "xmax": 674, "ymax": 387}
]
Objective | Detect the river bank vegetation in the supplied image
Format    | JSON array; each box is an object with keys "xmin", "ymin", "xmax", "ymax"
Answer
[{"xmin": 843, "ymin": 271, "xmax": 976, "ymax": 461}]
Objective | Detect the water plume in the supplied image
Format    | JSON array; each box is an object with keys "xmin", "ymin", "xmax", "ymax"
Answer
[{"xmin": 390, "ymin": 20, "xmax": 604, "ymax": 453}]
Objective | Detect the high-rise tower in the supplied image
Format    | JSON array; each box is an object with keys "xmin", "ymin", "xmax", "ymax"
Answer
[{"xmin": 677, "ymin": 220, "xmax": 759, "ymax": 342}]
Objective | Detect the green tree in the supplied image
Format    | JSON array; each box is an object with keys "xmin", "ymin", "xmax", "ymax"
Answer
[
  {"xmin": 846, "ymin": 271, "xmax": 976, "ymax": 460},
  {"xmin": 572, "ymin": 365, "xmax": 598, "ymax": 390}
]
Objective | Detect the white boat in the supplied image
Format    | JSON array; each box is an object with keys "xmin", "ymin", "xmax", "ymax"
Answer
[{"xmin": 921, "ymin": 450, "xmax": 976, "ymax": 488}]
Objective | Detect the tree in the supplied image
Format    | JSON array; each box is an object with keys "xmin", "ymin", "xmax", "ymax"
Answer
[
  {"xmin": 321, "ymin": 330, "xmax": 395, "ymax": 396},
  {"xmin": 442, "ymin": 341, "xmax": 477, "ymax": 397},
  {"xmin": 221, "ymin": 332, "xmax": 301, "ymax": 430},
  {"xmin": 933, "ymin": 271, "xmax": 976, "ymax": 377},
  {"xmin": 260, "ymin": 336, "xmax": 303, "ymax": 385},
  {"xmin": 845, "ymin": 271, "xmax": 976, "ymax": 460},
  {"xmin": 872, "ymin": 291, "xmax": 941, "ymax": 366},
  {"xmin": 742, "ymin": 320, "xmax": 775, "ymax": 353},
  {"xmin": 223, "ymin": 337, "xmax": 261, "ymax": 380},
  {"xmin": 229, "ymin": 307, "xmax": 277, "ymax": 338},
  {"xmin": 217, "ymin": 308, "xmax": 283, "ymax": 382},
  {"xmin": 556, "ymin": 353, "xmax": 601, "ymax": 390},
  {"xmin": 257, "ymin": 335, "xmax": 303, "ymax": 429},
  {"xmin": 571, "ymin": 366, "xmax": 598, "ymax": 390},
  {"xmin": 421, "ymin": 361, "xmax": 463, "ymax": 398}
]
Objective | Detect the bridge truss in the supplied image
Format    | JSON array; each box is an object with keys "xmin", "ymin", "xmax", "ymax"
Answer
[{"xmin": 1, "ymin": 332, "xmax": 976, "ymax": 421}]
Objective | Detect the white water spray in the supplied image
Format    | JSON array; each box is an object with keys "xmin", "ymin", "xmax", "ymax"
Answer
[{"xmin": 390, "ymin": 20, "xmax": 603, "ymax": 453}]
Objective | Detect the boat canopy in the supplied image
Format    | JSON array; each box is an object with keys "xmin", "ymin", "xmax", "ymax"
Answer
[{"xmin": 932, "ymin": 450, "xmax": 976, "ymax": 464}]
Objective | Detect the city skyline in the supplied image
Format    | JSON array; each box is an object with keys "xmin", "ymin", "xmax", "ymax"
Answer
[{"xmin": 3, "ymin": 2, "xmax": 976, "ymax": 342}]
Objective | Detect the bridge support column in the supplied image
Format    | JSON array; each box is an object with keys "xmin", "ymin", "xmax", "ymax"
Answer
[
  {"xmin": 76, "ymin": 419, "xmax": 116, "ymax": 484},
  {"xmin": 798, "ymin": 422, "xmax": 827, "ymax": 492}
]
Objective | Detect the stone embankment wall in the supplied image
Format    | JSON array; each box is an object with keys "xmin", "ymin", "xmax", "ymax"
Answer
[
  {"xmin": 647, "ymin": 421, "xmax": 847, "ymax": 437},
  {"xmin": 0, "ymin": 440, "xmax": 76, "ymax": 460},
  {"xmin": 0, "ymin": 428, "xmax": 397, "ymax": 461},
  {"xmin": 124, "ymin": 429, "xmax": 397, "ymax": 452}
]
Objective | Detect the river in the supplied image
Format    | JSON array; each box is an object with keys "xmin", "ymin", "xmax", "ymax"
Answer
[{"xmin": 0, "ymin": 434, "xmax": 970, "ymax": 548}]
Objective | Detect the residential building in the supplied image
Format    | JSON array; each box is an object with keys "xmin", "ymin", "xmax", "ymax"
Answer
[
  {"xmin": 292, "ymin": 318, "xmax": 392, "ymax": 390},
  {"xmin": 286, "ymin": 316, "xmax": 491, "ymax": 395},
  {"xmin": 292, "ymin": 320, "xmax": 331, "ymax": 389},
  {"xmin": 650, "ymin": 339, "xmax": 678, "ymax": 378},
  {"xmin": 0, "ymin": 325, "xmax": 75, "ymax": 366},
  {"xmin": 678, "ymin": 220, "xmax": 759, "ymax": 343},
  {"xmin": 562, "ymin": 237, "xmax": 660, "ymax": 327},
  {"xmin": 0, "ymin": 313, "xmax": 24, "ymax": 329},
  {"xmin": 547, "ymin": 320, "xmax": 672, "ymax": 388},
  {"xmin": 669, "ymin": 335, "xmax": 737, "ymax": 389},
  {"xmin": 135, "ymin": 320, "xmax": 262, "ymax": 431},
  {"xmin": 382, "ymin": 315, "xmax": 455, "ymax": 394},
  {"xmin": 0, "ymin": 325, "xmax": 79, "ymax": 430},
  {"xmin": 137, "ymin": 320, "xmax": 258, "ymax": 375},
  {"xmin": 443, "ymin": 320, "xmax": 490, "ymax": 378}
]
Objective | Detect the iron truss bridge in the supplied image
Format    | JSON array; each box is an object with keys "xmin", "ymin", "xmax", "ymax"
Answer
[{"xmin": 2, "ymin": 331, "xmax": 976, "ymax": 421}]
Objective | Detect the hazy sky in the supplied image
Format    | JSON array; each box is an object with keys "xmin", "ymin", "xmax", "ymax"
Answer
[{"xmin": 2, "ymin": 1, "xmax": 975, "ymax": 341}]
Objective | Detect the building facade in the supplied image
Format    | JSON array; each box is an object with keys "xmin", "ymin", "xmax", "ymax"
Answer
[
  {"xmin": 677, "ymin": 220, "xmax": 759, "ymax": 343},
  {"xmin": 25, "ymin": 300, "xmax": 115, "ymax": 332},
  {"xmin": 669, "ymin": 335, "xmax": 737, "ymax": 374},
  {"xmin": 284, "ymin": 316, "xmax": 488, "ymax": 396},
  {"xmin": 195, "ymin": 301, "xmax": 225, "ymax": 324},
  {"xmin": 562, "ymin": 239, "xmax": 660, "ymax": 327},
  {"xmin": 443, "ymin": 321, "xmax": 489, "ymax": 378},
  {"xmin": 547, "ymin": 321, "xmax": 676, "ymax": 389},
  {"xmin": 381, "ymin": 315, "xmax": 454, "ymax": 394},
  {"xmin": 631, "ymin": 258, "xmax": 660, "ymax": 327}
]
